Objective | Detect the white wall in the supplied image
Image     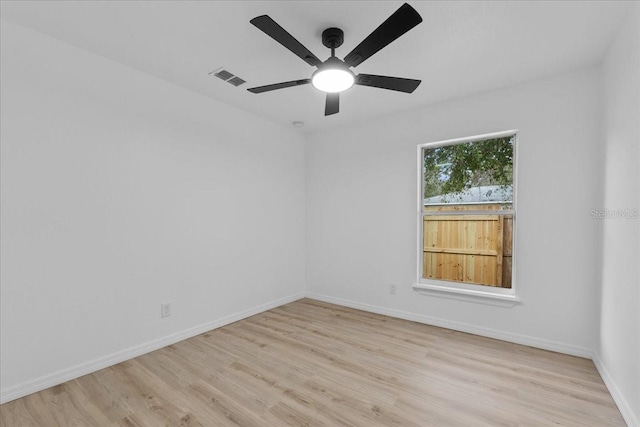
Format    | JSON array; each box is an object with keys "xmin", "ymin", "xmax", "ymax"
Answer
[
  {"xmin": 599, "ymin": 5, "xmax": 640, "ymax": 425},
  {"xmin": 306, "ymin": 67, "xmax": 603, "ymax": 356},
  {"xmin": 0, "ymin": 21, "xmax": 306, "ymax": 401}
]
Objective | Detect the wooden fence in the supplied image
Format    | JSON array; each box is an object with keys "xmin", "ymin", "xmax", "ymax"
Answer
[{"xmin": 422, "ymin": 204, "xmax": 513, "ymax": 288}]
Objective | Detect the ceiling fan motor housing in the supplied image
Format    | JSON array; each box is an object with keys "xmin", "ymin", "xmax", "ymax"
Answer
[{"xmin": 322, "ymin": 28, "xmax": 344, "ymax": 49}]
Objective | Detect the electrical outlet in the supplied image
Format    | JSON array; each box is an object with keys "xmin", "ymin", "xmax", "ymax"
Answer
[
  {"xmin": 389, "ymin": 284, "xmax": 397, "ymax": 295},
  {"xmin": 161, "ymin": 303, "xmax": 171, "ymax": 318}
]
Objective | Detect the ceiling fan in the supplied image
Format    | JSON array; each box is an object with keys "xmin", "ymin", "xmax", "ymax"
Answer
[{"xmin": 247, "ymin": 3, "xmax": 423, "ymax": 116}]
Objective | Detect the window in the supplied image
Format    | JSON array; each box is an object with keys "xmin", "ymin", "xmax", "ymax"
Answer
[{"xmin": 415, "ymin": 130, "xmax": 518, "ymax": 302}]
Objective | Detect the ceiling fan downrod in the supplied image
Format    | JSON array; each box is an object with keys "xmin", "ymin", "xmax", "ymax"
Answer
[{"xmin": 322, "ymin": 27, "xmax": 344, "ymax": 58}]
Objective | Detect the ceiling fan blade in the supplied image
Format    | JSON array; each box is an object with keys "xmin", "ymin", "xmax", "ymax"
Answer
[
  {"xmin": 247, "ymin": 79, "xmax": 311, "ymax": 94},
  {"xmin": 343, "ymin": 3, "xmax": 422, "ymax": 68},
  {"xmin": 325, "ymin": 93, "xmax": 339, "ymax": 116},
  {"xmin": 250, "ymin": 15, "xmax": 322, "ymax": 67},
  {"xmin": 355, "ymin": 74, "xmax": 421, "ymax": 93}
]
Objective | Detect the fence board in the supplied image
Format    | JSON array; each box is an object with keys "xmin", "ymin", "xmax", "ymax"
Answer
[{"xmin": 422, "ymin": 205, "xmax": 512, "ymax": 288}]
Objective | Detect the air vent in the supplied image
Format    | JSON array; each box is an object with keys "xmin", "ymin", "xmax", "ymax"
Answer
[
  {"xmin": 227, "ymin": 76, "xmax": 246, "ymax": 87},
  {"xmin": 214, "ymin": 70, "xmax": 234, "ymax": 81},
  {"xmin": 210, "ymin": 67, "xmax": 246, "ymax": 87}
]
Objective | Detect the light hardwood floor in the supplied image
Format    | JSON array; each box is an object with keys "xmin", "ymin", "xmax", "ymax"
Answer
[{"xmin": 1, "ymin": 299, "xmax": 626, "ymax": 426}]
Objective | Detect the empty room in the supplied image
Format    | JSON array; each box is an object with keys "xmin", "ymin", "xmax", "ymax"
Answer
[{"xmin": 1, "ymin": 1, "xmax": 638, "ymax": 426}]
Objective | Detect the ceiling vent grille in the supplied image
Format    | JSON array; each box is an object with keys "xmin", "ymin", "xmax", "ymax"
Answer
[
  {"xmin": 227, "ymin": 76, "xmax": 246, "ymax": 87},
  {"xmin": 210, "ymin": 68, "xmax": 246, "ymax": 87},
  {"xmin": 214, "ymin": 70, "xmax": 234, "ymax": 81}
]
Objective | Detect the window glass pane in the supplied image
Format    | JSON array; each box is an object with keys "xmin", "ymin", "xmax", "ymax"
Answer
[
  {"xmin": 423, "ymin": 136, "xmax": 514, "ymax": 206},
  {"xmin": 421, "ymin": 213, "xmax": 513, "ymax": 288}
]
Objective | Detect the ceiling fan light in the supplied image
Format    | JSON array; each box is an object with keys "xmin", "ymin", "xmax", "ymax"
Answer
[{"xmin": 312, "ymin": 68, "xmax": 355, "ymax": 93}]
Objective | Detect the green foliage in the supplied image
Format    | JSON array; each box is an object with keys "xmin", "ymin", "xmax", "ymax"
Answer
[{"xmin": 423, "ymin": 136, "xmax": 513, "ymax": 199}]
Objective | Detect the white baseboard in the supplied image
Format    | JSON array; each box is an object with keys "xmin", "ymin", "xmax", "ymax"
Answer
[
  {"xmin": 0, "ymin": 292, "xmax": 305, "ymax": 404},
  {"xmin": 305, "ymin": 292, "xmax": 593, "ymax": 358},
  {"xmin": 593, "ymin": 353, "xmax": 639, "ymax": 427}
]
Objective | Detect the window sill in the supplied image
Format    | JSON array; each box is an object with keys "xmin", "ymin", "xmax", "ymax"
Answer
[{"xmin": 412, "ymin": 283, "xmax": 521, "ymax": 307}]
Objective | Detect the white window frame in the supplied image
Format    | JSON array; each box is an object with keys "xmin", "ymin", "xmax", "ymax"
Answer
[{"xmin": 414, "ymin": 130, "xmax": 521, "ymax": 306}]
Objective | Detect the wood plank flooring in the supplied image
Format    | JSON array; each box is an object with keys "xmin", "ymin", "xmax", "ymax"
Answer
[{"xmin": 1, "ymin": 299, "xmax": 626, "ymax": 426}]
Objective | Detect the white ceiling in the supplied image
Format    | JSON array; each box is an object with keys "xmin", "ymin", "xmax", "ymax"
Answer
[{"xmin": 1, "ymin": 1, "xmax": 633, "ymax": 133}]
